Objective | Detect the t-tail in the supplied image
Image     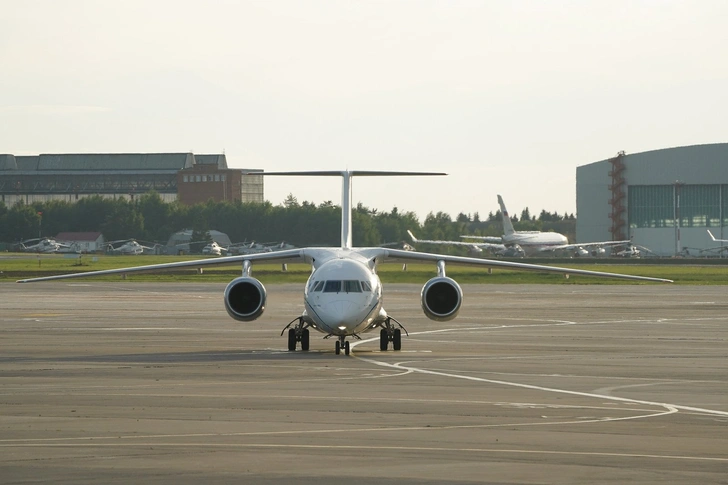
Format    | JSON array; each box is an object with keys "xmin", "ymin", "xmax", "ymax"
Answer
[
  {"xmin": 256, "ymin": 170, "xmax": 446, "ymax": 249},
  {"xmin": 497, "ymin": 194, "xmax": 516, "ymax": 237}
]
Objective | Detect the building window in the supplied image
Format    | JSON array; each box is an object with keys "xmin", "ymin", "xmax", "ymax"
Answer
[
  {"xmin": 215, "ymin": 174, "xmax": 220, "ymax": 182},
  {"xmin": 196, "ymin": 175, "xmax": 201, "ymax": 182},
  {"xmin": 183, "ymin": 175, "xmax": 188, "ymax": 182},
  {"xmin": 221, "ymin": 174, "xmax": 226, "ymax": 182}
]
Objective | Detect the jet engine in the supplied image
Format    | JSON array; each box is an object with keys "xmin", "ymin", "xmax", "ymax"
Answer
[
  {"xmin": 421, "ymin": 277, "xmax": 463, "ymax": 322},
  {"xmin": 224, "ymin": 277, "xmax": 267, "ymax": 321}
]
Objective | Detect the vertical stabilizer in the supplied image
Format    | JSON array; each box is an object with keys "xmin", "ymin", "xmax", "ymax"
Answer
[
  {"xmin": 497, "ymin": 195, "xmax": 516, "ymax": 237},
  {"xmin": 254, "ymin": 170, "xmax": 446, "ymax": 249}
]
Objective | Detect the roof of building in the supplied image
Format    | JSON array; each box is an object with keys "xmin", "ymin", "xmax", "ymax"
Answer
[
  {"xmin": 580, "ymin": 142, "xmax": 728, "ymax": 169},
  {"xmin": 0, "ymin": 155, "xmax": 17, "ymax": 170},
  {"xmin": 194, "ymin": 154, "xmax": 228, "ymax": 169},
  {"xmin": 55, "ymin": 232, "xmax": 104, "ymax": 242},
  {"xmin": 1, "ymin": 153, "xmax": 197, "ymax": 171}
]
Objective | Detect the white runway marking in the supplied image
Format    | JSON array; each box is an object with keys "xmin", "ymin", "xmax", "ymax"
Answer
[
  {"xmin": 351, "ymin": 326, "xmax": 728, "ymax": 419},
  {"xmin": 1, "ymin": 442, "xmax": 726, "ymax": 463}
]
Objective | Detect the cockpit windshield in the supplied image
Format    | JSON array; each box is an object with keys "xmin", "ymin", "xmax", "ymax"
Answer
[{"xmin": 317, "ymin": 280, "xmax": 372, "ymax": 293}]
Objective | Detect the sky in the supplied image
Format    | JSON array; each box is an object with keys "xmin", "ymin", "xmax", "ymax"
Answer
[{"xmin": 1, "ymin": 1, "xmax": 726, "ymax": 221}]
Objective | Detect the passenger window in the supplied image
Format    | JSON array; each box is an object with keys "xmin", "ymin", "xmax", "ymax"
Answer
[
  {"xmin": 324, "ymin": 280, "xmax": 341, "ymax": 293},
  {"xmin": 361, "ymin": 281, "xmax": 372, "ymax": 292},
  {"xmin": 344, "ymin": 280, "xmax": 361, "ymax": 293}
]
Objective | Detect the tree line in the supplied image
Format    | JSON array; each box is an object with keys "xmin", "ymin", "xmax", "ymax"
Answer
[{"xmin": 0, "ymin": 191, "xmax": 575, "ymax": 251}]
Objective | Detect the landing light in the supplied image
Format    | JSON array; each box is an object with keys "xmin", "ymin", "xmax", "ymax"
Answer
[{"xmin": 338, "ymin": 326, "xmax": 347, "ymax": 331}]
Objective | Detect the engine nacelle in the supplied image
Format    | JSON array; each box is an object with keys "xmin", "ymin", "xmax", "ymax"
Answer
[
  {"xmin": 224, "ymin": 277, "xmax": 267, "ymax": 322},
  {"xmin": 421, "ymin": 276, "xmax": 463, "ymax": 322}
]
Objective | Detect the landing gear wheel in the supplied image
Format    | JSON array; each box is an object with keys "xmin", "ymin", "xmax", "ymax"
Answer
[
  {"xmin": 335, "ymin": 340, "xmax": 341, "ymax": 355},
  {"xmin": 301, "ymin": 328, "xmax": 310, "ymax": 351},
  {"xmin": 380, "ymin": 328, "xmax": 389, "ymax": 351},
  {"xmin": 393, "ymin": 328, "xmax": 402, "ymax": 351},
  {"xmin": 344, "ymin": 341, "xmax": 350, "ymax": 356},
  {"xmin": 287, "ymin": 328, "xmax": 296, "ymax": 351}
]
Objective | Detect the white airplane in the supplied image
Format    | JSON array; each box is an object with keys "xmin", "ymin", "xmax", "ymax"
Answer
[
  {"xmin": 707, "ymin": 230, "xmax": 728, "ymax": 244},
  {"xmin": 18, "ymin": 238, "xmax": 76, "ymax": 253},
  {"xmin": 455, "ymin": 195, "xmax": 630, "ymax": 257},
  {"xmin": 107, "ymin": 239, "xmax": 157, "ymax": 255},
  {"xmin": 202, "ymin": 242, "xmax": 227, "ymax": 256},
  {"xmin": 17, "ymin": 171, "xmax": 672, "ymax": 355}
]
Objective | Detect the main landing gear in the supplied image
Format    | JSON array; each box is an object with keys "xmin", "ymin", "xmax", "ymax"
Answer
[
  {"xmin": 281, "ymin": 317, "xmax": 310, "ymax": 352},
  {"xmin": 379, "ymin": 316, "xmax": 408, "ymax": 352}
]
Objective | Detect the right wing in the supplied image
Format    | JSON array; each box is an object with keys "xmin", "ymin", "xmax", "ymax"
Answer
[
  {"xmin": 17, "ymin": 249, "xmax": 306, "ymax": 283},
  {"xmin": 407, "ymin": 231, "xmax": 505, "ymax": 251},
  {"xmin": 459, "ymin": 235, "xmax": 503, "ymax": 243}
]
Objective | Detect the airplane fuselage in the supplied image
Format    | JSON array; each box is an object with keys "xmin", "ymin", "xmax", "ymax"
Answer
[
  {"xmin": 502, "ymin": 232, "xmax": 568, "ymax": 253},
  {"xmin": 301, "ymin": 249, "xmax": 385, "ymax": 337}
]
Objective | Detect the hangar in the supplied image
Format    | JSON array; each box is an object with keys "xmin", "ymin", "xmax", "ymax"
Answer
[
  {"xmin": 576, "ymin": 143, "xmax": 728, "ymax": 256},
  {"xmin": 0, "ymin": 152, "xmax": 264, "ymax": 206}
]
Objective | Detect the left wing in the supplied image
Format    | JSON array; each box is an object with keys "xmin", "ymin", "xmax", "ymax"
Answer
[
  {"xmin": 17, "ymin": 249, "xmax": 305, "ymax": 283},
  {"xmin": 382, "ymin": 248, "xmax": 672, "ymax": 283}
]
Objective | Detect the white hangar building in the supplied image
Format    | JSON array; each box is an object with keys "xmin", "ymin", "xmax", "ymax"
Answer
[{"xmin": 576, "ymin": 143, "xmax": 728, "ymax": 257}]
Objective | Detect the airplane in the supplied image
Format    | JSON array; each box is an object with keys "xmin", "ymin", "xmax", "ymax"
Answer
[
  {"xmin": 106, "ymin": 239, "xmax": 157, "ymax": 255},
  {"xmin": 695, "ymin": 230, "xmax": 728, "ymax": 256},
  {"xmin": 17, "ymin": 238, "xmax": 76, "ymax": 253},
  {"xmin": 452, "ymin": 195, "xmax": 630, "ymax": 257},
  {"xmin": 17, "ymin": 171, "xmax": 672, "ymax": 356},
  {"xmin": 202, "ymin": 241, "xmax": 227, "ymax": 256}
]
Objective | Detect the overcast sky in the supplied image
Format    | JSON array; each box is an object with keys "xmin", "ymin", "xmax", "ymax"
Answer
[{"xmin": 2, "ymin": 1, "xmax": 726, "ymax": 221}]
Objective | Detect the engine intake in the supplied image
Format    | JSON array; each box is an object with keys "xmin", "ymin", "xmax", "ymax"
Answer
[
  {"xmin": 421, "ymin": 276, "xmax": 463, "ymax": 322},
  {"xmin": 224, "ymin": 277, "xmax": 267, "ymax": 321}
]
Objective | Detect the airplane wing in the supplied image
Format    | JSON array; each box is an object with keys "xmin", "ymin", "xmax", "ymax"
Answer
[
  {"xmin": 707, "ymin": 230, "xmax": 728, "ymax": 243},
  {"xmin": 537, "ymin": 240, "xmax": 632, "ymax": 252},
  {"xmin": 381, "ymin": 248, "xmax": 672, "ymax": 283},
  {"xmin": 16, "ymin": 249, "xmax": 306, "ymax": 283},
  {"xmin": 407, "ymin": 231, "xmax": 504, "ymax": 251},
  {"xmin": 459, "ymin": 235, "xmax": 503, "ymax": 243}
]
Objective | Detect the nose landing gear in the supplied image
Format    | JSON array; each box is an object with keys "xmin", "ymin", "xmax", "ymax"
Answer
[{"xmin": 335, "ymin": 337, "xmax": 350, "ymax": 355}]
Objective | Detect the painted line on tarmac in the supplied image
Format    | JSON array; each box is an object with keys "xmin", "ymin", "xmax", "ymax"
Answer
[
  {"xmin": 1, "ymin": 442, "xmax": 726, "ymax": 463},
  {"xmin": 351, "ymin": 327, "xmax": 728, "ymax": 418}
]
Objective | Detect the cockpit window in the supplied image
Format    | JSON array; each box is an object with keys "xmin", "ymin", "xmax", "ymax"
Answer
[
  {"xmin": 343, "ymin": 280, "xmax": 361, "ymax": 293},
  {"xmin": 323, "ymin": 280, "xmax": 342, "ymax": 293},
  {"xmin": 313, "ymin": 281, "xmax": 324, "ymax": 292},
  {"xmin": 361, "ymin": 281, "xmax": 372, "ymax": 292}
]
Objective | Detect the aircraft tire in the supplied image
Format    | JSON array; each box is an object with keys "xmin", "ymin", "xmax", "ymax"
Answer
[
  {"xmin": 379, "ymin": 329, "xmax": 388, "ymax": 351},
  {"xmin": 287, "ymin": 328, "xmax": 296, "ymax": 351},
  {"xmin": 335, "ymin": 340, "xmax": 341, "ymax": 355},
  {"xmin": 393, "ymin": 328, "xmax": 402, "ymax": 351},
  {"xmin": 344, "ymin": 341, "xmax": 350, "ymax": 356},
  {"xmin": 301, "ymin": 328, "xmax": 310, "ymax": 351}
]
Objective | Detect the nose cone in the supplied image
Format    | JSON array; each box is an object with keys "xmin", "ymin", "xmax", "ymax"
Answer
[{"xmin": 318, "ymin": 299, "xmax": 368, "ymax": 333}]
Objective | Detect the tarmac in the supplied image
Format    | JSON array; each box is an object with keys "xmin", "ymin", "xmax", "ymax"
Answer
[{"xmin": 0, "ymin": 281, "xmax": 726, "ymax": 484}]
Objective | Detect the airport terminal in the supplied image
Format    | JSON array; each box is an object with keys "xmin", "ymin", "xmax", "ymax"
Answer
[{"xmin": 576, "ymin": 142, "xmax": 728, "ymax": 256}]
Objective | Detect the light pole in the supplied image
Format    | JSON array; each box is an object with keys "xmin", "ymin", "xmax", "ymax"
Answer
[
  {"xmin": 674, "ymin": 181, "xmax": 684, "ymax": 256},
  {"xmin": 37, "ymin": 211, "xmax": 43, "ymax": 240}
]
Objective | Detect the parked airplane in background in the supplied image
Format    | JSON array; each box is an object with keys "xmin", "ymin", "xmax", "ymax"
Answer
[
  {"xmin": 202, "ymin": 241, "xmax": 227, "ymax": 256},
  {"xmin": 451, "ymin": 195, "xmax": 630, "ymax": 257},
  {"xmin": 697, "ymin": 230, "xmax": 728, "ymax": 256},
  {"xmin": 17, "ymin": 238, "xmax": 76, "ymax": 253},
  {"xmin": 17, "ymin": 171, "xmax": 671, "ymax": 355},
  {"xmin": 107, "ymin": 239, "xmax": 157, "ymax": 255}
]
